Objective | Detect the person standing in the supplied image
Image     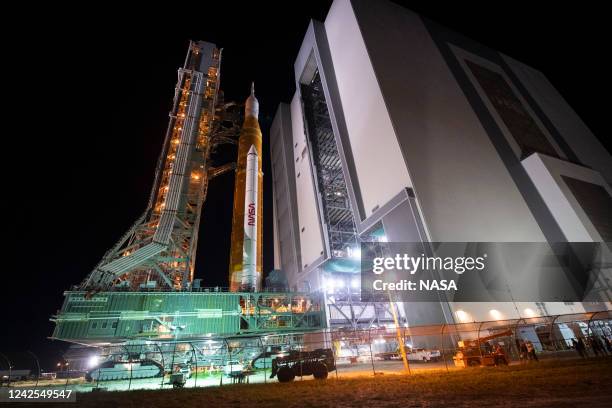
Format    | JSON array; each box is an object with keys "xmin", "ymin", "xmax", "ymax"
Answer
[
  {"xmin": 519, "ymin": 340, "xmax": 528, "ymax": 363},
  {"xmin": 572, "ymin": 339, "xmax": 584, "ymax": 358},
  {"xmin": 494, "ymin": 344, "xmax": 508, "ymax": 366},
  {"xmin": 604, "ymin": 337, "xmax": 612, "ymax": 354},
  {"xmin": 577, "ymin": 338, "xmax": 588, "ymax": 358},
  {"xmin": 590, "ymin": 337, "xmax": 602, "ymax": 357},
  {"xmin": 526, "ymin": 341, "xmax": 538, "ymax": 362}
]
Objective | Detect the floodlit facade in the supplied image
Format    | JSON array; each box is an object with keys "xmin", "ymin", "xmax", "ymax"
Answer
[{"xmin": 270, "ymin": 0, "xmax": 612, "ymax": 328}]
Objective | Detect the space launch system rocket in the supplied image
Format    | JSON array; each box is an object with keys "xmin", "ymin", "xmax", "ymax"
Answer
[{"xmin": 229, "ymin": 83, "xmax": 263, "ymax": 292}]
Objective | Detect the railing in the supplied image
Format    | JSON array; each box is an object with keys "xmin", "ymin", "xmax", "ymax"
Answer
[{"xmin": 16, "ymin": 309, "xmax": 610, "ymax": 392}]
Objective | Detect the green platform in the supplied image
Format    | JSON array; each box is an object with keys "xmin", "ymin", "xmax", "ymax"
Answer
[{"xmin": 51, "ymin": 291, "xmax": 326, "ymax": 345}]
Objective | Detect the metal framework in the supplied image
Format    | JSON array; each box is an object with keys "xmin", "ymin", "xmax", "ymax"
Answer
[
  {"xmin": 300, "ymin": 72, "xmax": 404, "ymax": 330},
  {"xmin": 51, "ymin": 291, "xmax": 326, "ymax": 344},
  {"xmin": 80, "ymin": 41, "xmax": 240, "ymax": 292},
  {"xmin": 327, "ymin": 290, "xmax": 406, "ymax": 330},
  {"xmin": 301, "ymin": 70, "xmax": 358, "ymax": 258}
]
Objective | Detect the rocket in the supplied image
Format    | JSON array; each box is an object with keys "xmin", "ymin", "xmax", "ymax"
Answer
[
  {"xmin": 229, "ymin": 83, "xmax": 263, "ymax": 292},
  {"xmin": 242, "ymin": 145, "xmax": 258, "ymax": 289}
]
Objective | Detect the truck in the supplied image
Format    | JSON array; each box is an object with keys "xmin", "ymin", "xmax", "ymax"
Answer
[
  {"xmin": 407, "ymin": 348, "xmax": 442, "ymax": 362},
  {"xmin": 376, "ymin": 347, "xmax": 441, "ymax": 362},
  {"xmin": 270, "ymin": 349, "xmax": 336, "ymax": 383},
  {"xmin": 453, "ymin": 329, "xmax": 512, "ymax": 367},
  {"xmin": 0, "ymin": 370, "xmax": 31, "ymax": 384}
]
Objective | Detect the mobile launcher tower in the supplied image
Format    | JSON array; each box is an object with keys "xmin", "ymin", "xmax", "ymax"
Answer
[{"xmin": 51, "ymin": 41, "xmax": 325, "ymax": 348}]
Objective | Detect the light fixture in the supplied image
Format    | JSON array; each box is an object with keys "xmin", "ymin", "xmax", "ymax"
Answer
[
  {"xmin": 348, "ymin": 246, "xmax": 361, "ymax": 259},
  {"xmin": 523, "ymin": 308, "xmax": 536, "ymax": 318},
  {"xmin": 87, "ymin": 355, "xmax": 99, "ymax": 368},
  {"xmin": 455, "ymin": 310, "xmax": 469, "ymax": 322}
]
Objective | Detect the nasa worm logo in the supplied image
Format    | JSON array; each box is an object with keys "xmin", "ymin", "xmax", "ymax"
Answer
[{"xmin": 247, "ymin": 202, "xmax": 256, "ymax": 226}]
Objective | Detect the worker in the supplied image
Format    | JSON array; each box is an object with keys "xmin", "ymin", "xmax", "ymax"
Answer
[
  {"xmin": 526, "ymin": 341, "xmax": 538, "ymax": 362},
  {"xmin": 575, "ymin": 338, "xmax": 587, "ymax": 358},
  {"xmin": 519, "ymin": 340, "xmax": 528, "ymax": 363},
  {"xmin": 604, "ymin": 337, "xmax": 612, "ymax": 353},
  {"xmin": 590, "ymin": 337, "xmax": 603, "ymax": 357},
  {"xmin": 494, "ymin": 344, "xmax": 508, "ymax": 366},
  {"xmin": 579, "ymin": 337, "xmax": 589, "ymax": 357}
]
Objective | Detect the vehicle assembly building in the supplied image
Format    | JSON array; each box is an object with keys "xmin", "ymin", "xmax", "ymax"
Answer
[{"xmin": 270, "ymin": 0, "xmax": 612, "ymax": 328}]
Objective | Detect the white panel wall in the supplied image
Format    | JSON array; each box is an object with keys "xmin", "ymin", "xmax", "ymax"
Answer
[
  {"xmin": 348, "ymin": 0, "xmax": 546, "ymax": 242},
  {"xmin": 523, "ymin": 153, "xmax": 612, "ymax": 242},
  {"xmin": 503, "ymin": 55, "xmax": 612, "ymax": 184},
  {"xmin": 290, "ymin": 94, "xmax": 325, "ymax": 269},
  {"xmin": 272, "ymin": 194, "xmax": 281, "ymax": 270},
  {"xmin": 452, "ymin": 301, "xmax": 586, "ymax": 322},
  {"xmin": 324, "ymin": 0, "xmax": 412, "ymax": 217}
]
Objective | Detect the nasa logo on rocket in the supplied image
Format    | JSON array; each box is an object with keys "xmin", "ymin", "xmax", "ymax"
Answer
[{"xmin": 247, "ymin": 204, "xmax": 255, "ymax": 226}]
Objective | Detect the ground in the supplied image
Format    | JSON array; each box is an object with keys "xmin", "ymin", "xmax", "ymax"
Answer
[{"xmin": 66, "ymin": 357, "xmax": 611, "ymax": 407}]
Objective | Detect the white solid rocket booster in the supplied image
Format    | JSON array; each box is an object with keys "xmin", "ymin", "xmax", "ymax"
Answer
[{"xmin": 242, "ymin": 144, "xmax": 259, "ymax": 289}]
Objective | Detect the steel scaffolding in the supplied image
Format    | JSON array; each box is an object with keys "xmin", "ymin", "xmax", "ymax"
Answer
[
  {"xmin": 301, "ymin": 71, "xmax": 358, "ymax": 259},
  {"xmin": 80, "ymin": 41, "xmax": 239, "ymax": 293}
]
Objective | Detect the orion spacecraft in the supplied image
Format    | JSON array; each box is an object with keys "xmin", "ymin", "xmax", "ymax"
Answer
[{"xmin": 229, "ymin": 83, "xmax": 264, "ymax": 292}]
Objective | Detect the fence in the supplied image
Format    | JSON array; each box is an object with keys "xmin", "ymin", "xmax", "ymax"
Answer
[{"xmin": 2, "ymin": 310, "xmax": 611, "ymax": 392}]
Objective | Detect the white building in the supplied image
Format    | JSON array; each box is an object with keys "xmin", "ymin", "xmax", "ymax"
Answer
[{"xmin": 270, "ymin": 0, "xmax": 612, "ymax": 328}]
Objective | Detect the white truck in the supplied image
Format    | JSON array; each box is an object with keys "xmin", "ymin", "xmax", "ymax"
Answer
[{"xmin": 407, "ymin": 348, "xmax": 441, "ymax": 362}]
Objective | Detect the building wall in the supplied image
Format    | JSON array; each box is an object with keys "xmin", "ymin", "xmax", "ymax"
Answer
[
  {"xmin": 349, "ymin": 0, "xmax": 547, "ymax": 242},
  {"xmin": 290, "ymin": 94, "xmax": 326, "ymax": 271},
  {"xmin": 523, "ymin": 153, "xmax": 612, "ymax": 243},
  {"xmin": 324, "ymin": 0, "xmax": 412, "ymax": 220},
  {"xmin": 272, "ymin": 198, "xmax": 281, "ymax": 271},
  {"xmin": 270, "ymin": 103, "xmax": 303, "ymax": 287},
  {"xmin": 503, "ymin": 55, "xmax": 612, "ymax": 185}
]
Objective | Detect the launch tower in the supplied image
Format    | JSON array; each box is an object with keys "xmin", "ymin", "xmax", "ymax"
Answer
[
  {"xmin": 51, "ymin": 41, "xmax": 326, "ymax": 346},
  {"xmin": 80, "ymin": 41, "xmax": 231, "ymax": 292}
]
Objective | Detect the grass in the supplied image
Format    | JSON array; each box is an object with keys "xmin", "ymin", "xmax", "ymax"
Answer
[{"xmin": 73, "ymin": 357, "xmax": 612, "ymax": 407}]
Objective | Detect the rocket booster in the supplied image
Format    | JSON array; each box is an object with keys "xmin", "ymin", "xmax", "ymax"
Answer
[
  {"xmin": 229, "ymin": 83, "xmax": 263, "ymax": 292},
  {"xmin": 242, "ymin": 145, "xmax": 258, "ymax": 288}
]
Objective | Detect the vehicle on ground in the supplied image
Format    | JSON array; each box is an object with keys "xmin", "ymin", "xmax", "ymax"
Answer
[
  {"xmin": 176, "ymin": 363, "xmax": 192, "ymax": 379},
  {"xmin": 251, "ymin": 351, "xmax": 289, "ymax": 369},
  {"xmin": 270, "ymin": 349, "xmax": 336, "ymax": 383},
  {"xmin": 453, "ymin": 330, "xmax": 512, "ymax": 367},
  {"xmin": 170, "ymin": 372, "xmax": 188, "ymax": 388},
  {"xmin": 223, "ymin": 360, "xmax": 244, "ymax": 377},
  {"xmin": 407, "ymin": 348, "xmax": 442, "ymax": 362},
  {"xmin": 85, "ymin": 359, "xmax": 163, "ymax": 381}
]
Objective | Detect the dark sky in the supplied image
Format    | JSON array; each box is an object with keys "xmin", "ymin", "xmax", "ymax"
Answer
[{"xmin": 4, "ymin": 2, "xmax": 609, "ymax": 370}]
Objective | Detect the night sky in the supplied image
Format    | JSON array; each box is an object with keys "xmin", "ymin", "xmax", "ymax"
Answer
[{"xmin": 5, "ymin": 2, "xmax": 609, "ymax": 370}]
